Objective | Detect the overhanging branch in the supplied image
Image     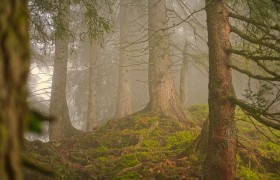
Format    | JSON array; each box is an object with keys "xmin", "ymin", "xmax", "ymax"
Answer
[
  {"xmin": 229, "ymin": 12, "xmax": 280, "ymax": 32},
  {"xmin": 231, "ymin": 26, "xmax": 280, "ymax": 53},
  {"xmin": 231, "ymin": 98, "xmax": 280, "ymax": 130},
  {"xmin": 228, "ymin": 48, "xmax": 280, "ymax": 61},
  {"xmin": 229, "ymin": 64, "xmax": 280, "ymax": 81}
]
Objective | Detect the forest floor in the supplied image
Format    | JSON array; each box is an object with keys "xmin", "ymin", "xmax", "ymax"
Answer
[{"xmin": 24, "ymin": 105, "xmax": 280, "ymax": 179}]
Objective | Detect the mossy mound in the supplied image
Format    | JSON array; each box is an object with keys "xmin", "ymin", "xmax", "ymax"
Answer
[
  {"xmin": 24, "ymin": 106, "xmax": 280, "ymax": 179},
  {"xmin": 24, "ymin": 113, "xmax": 201, "ymax": 179}
]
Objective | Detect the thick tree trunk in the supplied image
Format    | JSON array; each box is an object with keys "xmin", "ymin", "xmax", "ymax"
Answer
[
  {"xmin": 204, "ymin": 0, "xmax": 237, "ymax": 179},
  {"xmin": 49, "ymin": 0, "xmax": 78, "ymax": 141},
  {"xmin": 87, "ymin": 42, "xmax": 99, "ymax": 131},
  {"xmin": 147, "ymin": 0, "xmax": 187, "ymax": 121},
  {"xmin": 180, "ymin": 41, "xmax": 189, "ymax": 106},
  {"xmin": 0, "ymin": 0, "xmax": 30, "ymax": 179},
  {"xmin": 49, "ymin": 36, "xmax": 68, "ymax": 140},
  {"xmin": 115, "ymin": 0, "xmax": 132, "ymax": 119}
]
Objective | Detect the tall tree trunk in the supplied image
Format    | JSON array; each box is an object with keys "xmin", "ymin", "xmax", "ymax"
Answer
[
  {"xmin": 87, "ymin": 42, "xmax": 99, "ymax": 131},
  {"xmin": 146, "ymin": 0, "xmax": 186, "ymax": 121},
  {"xmin": 115, "ymin": 0, "xmax": 132, "ymax": 118},
  {"xmin": 204, "ymin": 0, "xmax": 237, "ymax": 179},
  {"xmin": 0, "ymin": 0, "xmax": 30, "ymax": 179},
  {"xmin": 49, "ymin": 0, "xmax": 77, "ymax": 141},
  {"xmin": 180, "ymin": 41, "xmax": 189, "ymax": 106}
]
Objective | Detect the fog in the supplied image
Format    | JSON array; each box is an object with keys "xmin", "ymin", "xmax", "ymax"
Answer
[
  {"xmin": 27, "ymin": 0, "xmax": 279, "ymax": 140},
  {"xmin": 19, "ymin": 0, "xmax": 280, "ymax": 179}
]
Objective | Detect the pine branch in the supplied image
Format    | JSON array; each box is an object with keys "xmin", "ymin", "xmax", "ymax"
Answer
[
  {"xmin": 228, "ymin": 48, "xmax": 280, "ymax": 78},
  {"xmin": 229, "ymin": 64, "xmax": 280, "ymax": 81},
  {"xmin": 228, "ymin": 48, "xmax": 280, "ymax": 61},
  {"xmin": 231, "ymin": 98, "xmax": 280, "ymax": 130},
  {"xmin": 229, "ymin": 12, "xmax": 280, "ymax": 31},
  {"xmin": 231, "ymin": 26, "xmax": 280, "ymax": 53},
  {"xmin": 254, "ymin": 61, "xmax": 280, "ymax": 78}
]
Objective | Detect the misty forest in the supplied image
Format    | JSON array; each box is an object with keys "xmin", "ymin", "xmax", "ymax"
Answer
[{"xmin": 1, "ymin": 0, "xmax": 280, "ymax": 179}]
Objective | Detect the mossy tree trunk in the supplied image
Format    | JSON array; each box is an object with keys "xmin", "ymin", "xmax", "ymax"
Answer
[
  {"xmin": 115, "ymin": 0, "xmax": 132, "ymax": 119},
  {"xmin": 49, "ymin": 0, "xmax": 78, "ymax": 140},
  {"xmin": 146, "ymin": 0, "xmax": 187, "ymax": 121},
  {"xmin": 204, "ymin": 0, "xmax": 237, "ymax": 179},
  {"xmin": 0, "ymin": 0, "xmax": 30, "ymax": 179}
]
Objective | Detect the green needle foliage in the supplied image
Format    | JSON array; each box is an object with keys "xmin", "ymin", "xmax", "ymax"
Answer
[
  {"xmin": 29, "ymin": 0, "xmax": 113, "ymax": 45},
  {"xmin": 28, "ymin": 110, "xmax": 54, "ymax": 134}
]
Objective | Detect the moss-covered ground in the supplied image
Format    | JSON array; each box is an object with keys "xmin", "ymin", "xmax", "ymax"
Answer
[
  {"xmin": 189, "ymin": 104, "xmax": 280, "ymax": 180},
  {"xmin": 24, "ymin": 106, "xmax": 280, "ymax": 179}
]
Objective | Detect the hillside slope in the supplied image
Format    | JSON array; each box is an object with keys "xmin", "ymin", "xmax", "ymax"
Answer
[
  {"xmin": 25, "ymin": 113, "xmax": 201, "ymax": 179},
  {"xmin": 24, "ymin": 107, "xmax": 280, "ymax": 179}
]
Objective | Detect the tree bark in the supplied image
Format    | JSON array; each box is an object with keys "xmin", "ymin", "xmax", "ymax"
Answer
[
  {"xmin": 180, "ymin": 41, "xmax": 189, "ymax": 106},
  {"xmin": 49, "ymin": 0, "xmax": 78, "ymax": 141},
  {"xmin": 0, "ymin": 0, "xmax": 30, "ymax": 179},
  {"xmin": 87, "ymin": 42, "xmax": 99, "ymax": 131},
  {"xmin": 115, "ymin": 0, "xmax": 132, "ymax": 119},
  {"xmin": 194, "ymin": 117, "xmax": 209, "ymax": 154},
  {"xmin": 146, "ymin": 0, "xmax": 187, "ymax": 121},
  {"xmin": 204, "ymin": 0, "xmax": 237, "ymax": 179}
]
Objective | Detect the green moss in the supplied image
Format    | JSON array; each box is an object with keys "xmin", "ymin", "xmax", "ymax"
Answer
[
  {"xmin": 237, "ymin": 166, "xmax": 260, "ymax": 180},
  {"xmin": 261, "ymin": 142, "xmax": 280, "ymax": 161},
  {"xmin": 99, "ymin": 130, "xmax": 139, "ymax": 148},
  {"xmin": 92, "ymin": 156, "xmax": 116, "ymax": 179},
  {"xmin": 118, "ymin": 154, "xmax": 139, "ymax": 169},
  {"xmin": 155, "ymin": 169, "xmax": 180, "ymax": 180},
  {"xmin": 133, "ymin": 115, "xmax": 160, "ymax": 129},
  {"xmin": 94, "ymin": 146, "xmax": 109, "ymax": 157},
  {"xmin": 159, "ymin": 118, "xmax": 184, "ymax": 132},
  {"xmin": 139, "ymin": 129, "xmax": 149, "ymax": 136},
  {"xmin": 55, "ymin": 165, "xmax": 72, "ymax": 179},
  {"xmin": 116, "ymin": 172, "xmax": 142, "ymax": 180},
  {"xmin": 133, "ymin": 151, "xmax": 154, "ymax": 161},
  {"xmin": 166, "ymin": 131, "xmax": 195, "ymax": 150},
  {"xmin": 259, "ymin": 173, "xmax": 280, "ymax": 180},
  {"xmin": 70, "ymin": 152, "xmax": 88, "ymax": 164},
  {"xmin": 80, "ymin": 134, "xmax": 100, "ymax": 148},
  {"xmin": 140, "ymin": 139, "xmax": 160, "ymax": 148},
  {"xmin": 96, "ymin": 156, "xmax": 113, "ymax": 171},
  {"xmin": 97, "ymin": 157, "xmax": 109, "ymax": 163},
  {"xmin": 236, "ymin": 154, "xmax": 242, "ymax": 165},
  {"xmin": 188, "ymin": 104, "xmax": 208, "ymax": 123},
  {"xmin": 25, "ymin": 110, "xmax": 280, "ymax": 179},
  {"xmin": 150, "ymin": 127, "xmax": 162, "ymax": 137}
]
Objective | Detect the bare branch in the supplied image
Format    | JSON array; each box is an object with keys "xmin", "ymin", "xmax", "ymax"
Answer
[
  {"xmin": 229, "ymin": 12, "xmax": 280, "ymax": 31},
  {"xmin": 229, "ymin": 64, "xmax": 280, "ymax": 81},
  {"xmin": 228, "ymin": 48, "xmax": 280, "ymax": 61},
  {"xmin": 231, "ymin": 98, "xmax": 280, "ymax": 130}
]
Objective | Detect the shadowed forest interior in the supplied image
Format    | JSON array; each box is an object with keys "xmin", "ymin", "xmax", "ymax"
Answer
[{"xmin": 0, "ymin": 0, "xmax": 280, "ymax": 179}]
